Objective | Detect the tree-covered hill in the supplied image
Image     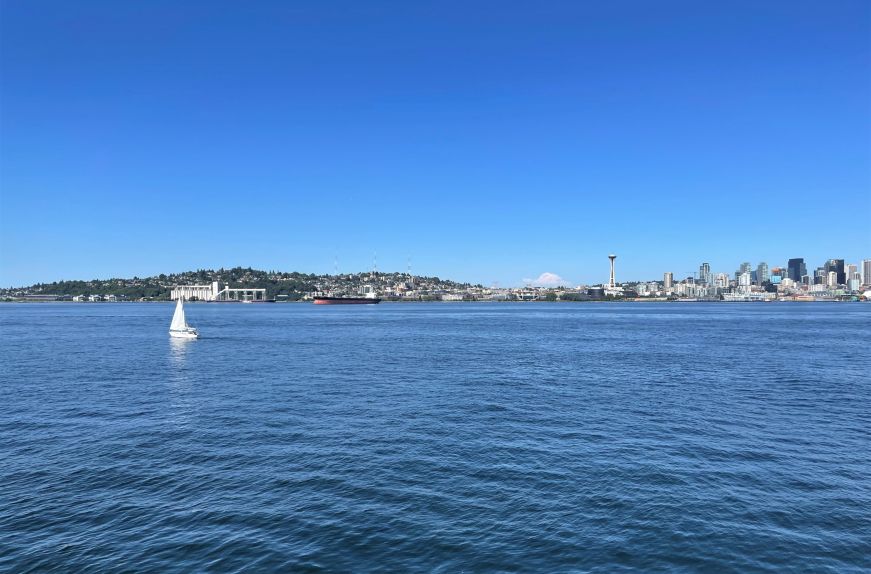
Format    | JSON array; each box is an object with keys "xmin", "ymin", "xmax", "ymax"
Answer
[{"xmin": 2, "ymin": 267, "xmax": 476, "ymax": 301}]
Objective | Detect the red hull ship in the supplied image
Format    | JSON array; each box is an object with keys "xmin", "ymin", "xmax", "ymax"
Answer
[{"xmin": 313, "ymin": 296, "xmax": 381, "ymax": 305}]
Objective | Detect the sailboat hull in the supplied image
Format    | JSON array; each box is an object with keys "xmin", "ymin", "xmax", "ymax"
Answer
[{"xmin": 169, "ymin": 329, "xmax": 199, "ymax": 339}]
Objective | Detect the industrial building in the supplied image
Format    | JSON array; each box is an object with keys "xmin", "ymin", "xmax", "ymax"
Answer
[{"xmin": 170, "ymin": 281, "xmax": 267, "ymax": 302}]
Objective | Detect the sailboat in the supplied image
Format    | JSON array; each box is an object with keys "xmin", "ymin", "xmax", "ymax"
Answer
[{"xmin": 169, "ymin": 298, "xmax": 199, "ymax": 339}]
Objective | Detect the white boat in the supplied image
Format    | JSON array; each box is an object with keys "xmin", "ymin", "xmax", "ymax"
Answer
[{"xmin": 169, "ymin": 298, "xmax": 199, "ymax": 339}]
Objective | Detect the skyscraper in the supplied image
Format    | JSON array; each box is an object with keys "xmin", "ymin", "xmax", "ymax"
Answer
[
  {"xmin": 756, "ymin": 262, "xmax": 769, "ymax": 286},
  {"xmin": 863, "ymin": 260, "xmax": 871, "ymax": 286},
  {"xmin": 824, "ymin": 259, "xmax": 845, "ymax": 284},
  {"xmin": 663, "ymin": 272, "xmax": 673, "ymax": 291},
  {"xmin": 699, "ymin": 262, "xmax": 711, "ymax": 286},
  {"xmin": 845, "ymin": 264, "xmax": 858, "ymax": 284},
  {"xmin": 770, "ymin": 267, "xmax": 785, "ymax": 281},
  {"xmin": 787, "ymin": 258, "xmax": 806, "ymax": 282}
]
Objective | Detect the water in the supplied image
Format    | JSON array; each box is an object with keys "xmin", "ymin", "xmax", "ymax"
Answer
[{"xmin": 1, "ymin": 302, "xmax": 869, "ymax": 572}]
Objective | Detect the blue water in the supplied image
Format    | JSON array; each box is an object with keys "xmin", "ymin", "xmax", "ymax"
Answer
[{"xmin": 1, "ymin": 302, "xmax": 869, "ymax": 572}]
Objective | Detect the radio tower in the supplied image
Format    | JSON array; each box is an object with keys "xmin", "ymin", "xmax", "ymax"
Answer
[{"xmin": 608, "ymin": 254, "xmax": 617, "ymax": 288}]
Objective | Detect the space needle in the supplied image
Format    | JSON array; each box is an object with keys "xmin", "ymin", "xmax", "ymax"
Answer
[{"xmin": 608, "ymin": 254, "xmax": 617, "ymax": 288}]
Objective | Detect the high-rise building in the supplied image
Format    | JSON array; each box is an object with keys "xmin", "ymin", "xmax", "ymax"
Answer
[
  {"xmin": 845, "ymin": 264, "xmax": 858, "ymax": 284},
  {"xmin": 814, "ymin": 268, "xmax": 826, "ymax": 284},
  {"xmin": 827, "ymin": 271, "xmax": 837, "ymax": 288},
  {"xmin": 824, "ymin": 259, "xmax": 845, "ymax": 284},
  {"xmin": 663, "ymin": 272, "xmax": 673, "ymax": 291},
  {"xmin": 770, "ymin": 266, "xmax": 784, "ymax": 283},
  {"xmin": 699, "ymin": 262, "xmax": 711, "ymax": 286},
  {"xmin": 863, "ymin": 260, "xmax": 871, "ymax": 286},
  {"xmin": 756, "ymin": 262, "xmax": 769, "ymax": 286},
  {"xmin": 787, "ymin": 258, "xmax": 806, "ymax": 282}
]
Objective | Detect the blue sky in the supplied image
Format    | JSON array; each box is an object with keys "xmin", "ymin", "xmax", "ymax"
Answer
[{"xmin": 1, "ymin": 1, "xmax": 869, "ymax": 287}]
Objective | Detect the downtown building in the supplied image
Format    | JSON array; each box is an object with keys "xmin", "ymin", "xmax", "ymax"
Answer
[
  {"xmin": 787, "ymin": 258, "xmax": 807, "ymax": 282},
  {"xmin": 824, "ymin": 259, "xmax": 846, "ymax": 284},
  {"xmin": 756, "ymin": 262, "xmax": 769, "ymax": 286},
  {"xmin": 698, "ymin": 263, "xmax": 711, "ymax": 286}
]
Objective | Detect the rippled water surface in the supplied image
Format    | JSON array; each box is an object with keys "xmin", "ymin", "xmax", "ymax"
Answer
[{"xmin": 1, "ymin": 302, "xmax": 870, "ymax": 572}]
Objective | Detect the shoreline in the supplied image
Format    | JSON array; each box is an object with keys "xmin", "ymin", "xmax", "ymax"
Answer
[{"xmin": 2, "ymin": 298, "xmax": 866, "ymax": 304}]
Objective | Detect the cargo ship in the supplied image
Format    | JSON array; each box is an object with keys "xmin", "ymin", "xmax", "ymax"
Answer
[{"xmin": 313, "ymin": 296, "xmax": 381, "ymax": 305}]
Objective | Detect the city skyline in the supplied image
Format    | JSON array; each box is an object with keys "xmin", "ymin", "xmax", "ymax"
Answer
[
  {"xmin": 2, "ymin": 238, "xmax": 871, "ymax": 288},
  {"xmin": 4, "ymin": 253, "xmax": 869, "ymax": 291},
  {"xmin": 2, "ymin": 2, "xmax": 870, "ymax": 287}
]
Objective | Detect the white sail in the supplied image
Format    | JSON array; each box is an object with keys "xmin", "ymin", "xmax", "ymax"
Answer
[{"xmin": 170, "ymin": 298, "xmax": 187, "ymax": 331}]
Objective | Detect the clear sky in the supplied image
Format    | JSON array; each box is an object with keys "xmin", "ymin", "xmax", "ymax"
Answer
[{"xmin": 1, "ymin": 1, "xmax": 869, "ymax": 287}]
